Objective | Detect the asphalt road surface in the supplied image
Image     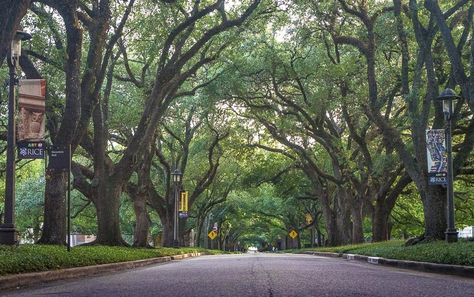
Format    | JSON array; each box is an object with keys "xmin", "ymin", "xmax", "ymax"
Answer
[{"xmin": 2, "ymin": 253, "xmax": 474, "ymax": 297}]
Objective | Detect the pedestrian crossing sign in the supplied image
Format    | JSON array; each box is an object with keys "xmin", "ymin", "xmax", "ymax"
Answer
[
  {"xmin": 289, "ymin": 229, "xmax": 298, "ymax": 239},
  {"xmin": 208, "ymin": 230, "xmax": 218, "ymax": 240}
]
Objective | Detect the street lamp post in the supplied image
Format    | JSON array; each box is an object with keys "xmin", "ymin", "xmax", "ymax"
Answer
[
  {"xmin": 171, "ymin": 168, "xmax": 182, "ymax": 247},
  {"xmin": 434, "ymin": 88, "xmax": 460, "ymax": 243},
  {"xmin": 0, "ymin": 31, "xmax": 32, "ymax": 245}
]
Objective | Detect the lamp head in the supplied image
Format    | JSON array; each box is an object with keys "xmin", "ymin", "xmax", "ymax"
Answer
[
  {"xmin": 171, "ymin": 168, "xmax": 182, "ymax": 183},
  {"xmin": 434, "ymin": 88, "xmax": 460, "ymax": 116},
  {"xmin": 436, "ymin": 88, "xmax": 460, "ymax": 101},
  {"xmin": 11, "ymin": 31, "xmax": 32, "ymax": 59}
]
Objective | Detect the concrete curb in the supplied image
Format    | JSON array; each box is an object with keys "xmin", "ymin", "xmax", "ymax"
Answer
[
  {"xmin": 300, "ymin": 251, "xmax": 474, "ymax": 278},
  {"xmin": 301, "ymin": 251, "xmax": 342, "ymax": 258},
  {"xmin": 376, "ymin": 257, "xmax": 474, "ymax": 277},
  {"xmin": 0, "ymin": 252, "xmax": 201, "ymax": 291}
]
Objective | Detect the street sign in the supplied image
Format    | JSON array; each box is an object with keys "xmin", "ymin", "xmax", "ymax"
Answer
[
  {"xmin": 179, "ymin": 211, "xmax": 188, "ymax": 219},
  {"xmin": 48, "ymin": 146, "xmax": 71, "ymax": 171},
  {"xmin": 208, "ymin": 230, "xmax": 218, "ymax": 240},
  {"xmin": 288, "ymin": 229, "xmax": 298, "ymax": 239},
  {"xmin": 17, "ymin": 141, "xmax": 45, "ymax": 159}
]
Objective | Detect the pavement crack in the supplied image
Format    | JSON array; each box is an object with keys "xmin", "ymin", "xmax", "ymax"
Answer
[
  {"xmin": 255, "ymin": 256, "xmax": 275, "ymax": 297},
  {"xmin": 267, "ymin": 287, "xmax": 274, "ymax": 297}
]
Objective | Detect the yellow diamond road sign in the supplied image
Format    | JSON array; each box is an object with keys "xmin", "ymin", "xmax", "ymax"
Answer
[
  {"xmin": 289, "ymin": 230, "xmax": 298, "ymax": 239},
  {"xmin": 208, "ymin": 230, "xmax": 218, "ymax": 240}
]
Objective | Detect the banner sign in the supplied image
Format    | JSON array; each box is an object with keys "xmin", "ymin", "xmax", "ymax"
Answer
[
  {"xmin": 179, "ymin": 191, "xmax": 188, "ymax": 212},
  {"xmin": 17, "ymin": 141, "xmax": 46, "ymax": 159},
  {"xmin": 178, "ymin": 191, "xmax": 189, "ymax": 218},
  {"xmin": 18, "ymin": 79, "xmax": 46, "ymax": 142},
  {"xmin": 426, "ymin": 129, "xmax": 447, "ymax": 185},
  {"xmin": 48, "ymin": 146, "xmax": 71, "ymax": 171}
]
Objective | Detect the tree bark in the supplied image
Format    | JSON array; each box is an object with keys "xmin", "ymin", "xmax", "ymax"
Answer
[
  {"xmin": 372, "ymin": 203, "xmax": 390, "ymax": 242},
  {"xmin": 336, "ymin": 189, "xmax": 353, "ymax": 245},
  {"xmin": 93, "ymin": 178, "xmax": 127, "ymax": 245},
  {"xmin": 372, "ymin": 173, "xmax": 411, "ymax": 242},
  {"xmin": 351, "ymin": 201, "xmax": 364, "ymax": 244},
  {"xmin": 132, "ymin": 192, "xmax": 150, "ymax": 247},
  {"xmin": 38, "ymin": 0, "xmax": 83, "ymax": 245},
  {"xmin": 196, "ymin": 215, "xmax": 204, "ymax": 247},
  {"xmin": 420, "ymin": 185, "xmax": 446, "ymax": 239},
  {"xmin": 160, "ymin": 209, "xmax": 174, "ymax": 247},
  {"xmin": 320, "ymin": 188, "xmax": 350, "ymax": 246},
  {"xmin": 38, "ymin": 170, "xmax": 67, "ymax": 244}
]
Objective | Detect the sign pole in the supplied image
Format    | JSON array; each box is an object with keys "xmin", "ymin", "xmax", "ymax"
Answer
[
  {"xmin": 48, "ymin": 146, "xmax": 72, "ymax": 250},
  {"xmin": 67, "ymin": 144, "xmax": 71, "ymax": 252},
  {"xmin": 0, "ymin": 57, "xmax": 18, "ymax": 245},
  {"xmin": 445, "ymin": 103, "xmax": 458, "ymax": 242}
]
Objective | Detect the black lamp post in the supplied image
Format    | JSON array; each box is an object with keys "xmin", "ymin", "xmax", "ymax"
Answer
[
  {"xmin": 0, "ymin": 31, "xmax": 32, "ymax": 245},
  {"xmin": 434, "ymin": 88, "xmax": 460, "ymax": 243},
  {"xmin": 171, "ymin": 168, "xmax": 182, "ymax": 247}
]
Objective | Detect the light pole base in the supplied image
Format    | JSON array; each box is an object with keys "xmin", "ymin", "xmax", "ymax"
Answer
[
  {"xmin": 173, "ymin": 240, "xmax": 179, "ymax": 248},
  {"xmin": 0, "ymin": 225, "xmax": 18, "ymax": 245},
  {"xmin": 445, "ymin": 229, "xmax": 458, "ymax": 243}
]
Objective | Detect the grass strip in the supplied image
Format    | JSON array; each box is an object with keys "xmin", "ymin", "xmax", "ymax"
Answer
[
  {"xmin": 296, "ymin": 240, "xmax": 474, "ymax": 266},
  {"xmin": 0, "ymin": 245, "xmax": 223, "ymax": 276}
]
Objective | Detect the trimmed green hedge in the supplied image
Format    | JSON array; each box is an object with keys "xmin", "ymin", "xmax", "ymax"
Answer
[
  {"xmin": 0, "ymin": 245, "xmax": 223, "ymax": 276},
  {"xmin": 297, "ymin": 240, "xmax": 474, "ymax": 266}
]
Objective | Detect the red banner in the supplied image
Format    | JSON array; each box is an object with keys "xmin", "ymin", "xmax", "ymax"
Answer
[{"xmin": 17, "ymin": 79, "xmax": 46, "ymax": 141}]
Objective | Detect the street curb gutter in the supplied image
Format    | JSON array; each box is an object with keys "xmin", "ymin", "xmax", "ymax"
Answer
[
  {"xmin": 375, "ymin": 257, "xmax": 474, "ymax": 277},
  {"xmin": 301, "ymin": 251, "xmax": 474, "ymax": 278},
  {"xmin": 0, "ymin": 252, "xmax": 201, "ymax": 291}
]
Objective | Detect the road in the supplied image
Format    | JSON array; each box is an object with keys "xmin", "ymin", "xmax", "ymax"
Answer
[{"xmin": 2, "ymin": 253, "xmax": 473, "ymax": 297}]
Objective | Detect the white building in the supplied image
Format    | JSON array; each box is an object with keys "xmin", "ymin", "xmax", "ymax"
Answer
[{"xmin": 458, "ymin": 226, "xmax": 474, "ymax": 238}]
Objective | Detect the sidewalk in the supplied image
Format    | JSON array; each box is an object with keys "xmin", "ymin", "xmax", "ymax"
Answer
[
  {"xmin": 0, "ymin": 252, "xmax": 201, "ymax": 291},
  {"xmin": 300, "ymin": 251, "xmax": 474, "ymax": 278}
]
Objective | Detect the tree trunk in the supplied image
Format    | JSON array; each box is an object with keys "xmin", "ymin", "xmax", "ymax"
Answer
[
  {"xmin": 321, "ymin": 205, "xmax": 338, "ymax": 246},
  {"xmin": 38, "ymin": 170, "xmax": 67, "ymax": 244},
  {"xmin": 196, "ymin": 216, "xmax": 204, "ymax": 247},
  {"xmin": 320, "ymin": 189, "xmax": 347, "ymax": 246},
  {"xmin": 336, "ymin": 190, "xmax": 352, "ymax": 245},
  {"xmin": 421, "ymin": 185, "xmax": 447, "ymax": 240},
  {"xmin": 33, "ymin": 217, "xmax": 41, "ymax": 242},
  {"xmin": 160, "ymin": 210, "xmax": 174, "ymax": 247},
  {"xmin": 316, "ymin": 227, "xmax": 322, "ymax": 246},
  {"xmin": 351, "ymin": 202, "xmax": 364, "ymax": 244},
  {"xmin": 93, "ymin": 179, "xmax": 126, "ymax": 245},
  {"xmin": 372, "ymin": 202, "xmax": 389, "ymax": 242},
  {"xmin": 336, "ymin": 209, "xmax": 352, "ymax": 245},
  {"xmin": 132, "ymin": 192, "xmax": 149, "ymax": 247},
  {"xmin": 372, "ymin": 173, "xmax": 411, "ymax": 242},
  {"xmin": 387, "ymin": 221, "xmax": 393, "ymax": 240},
  {"xmin": 39, "ymin": 2, "xmax": 83, "ymax": 245}
]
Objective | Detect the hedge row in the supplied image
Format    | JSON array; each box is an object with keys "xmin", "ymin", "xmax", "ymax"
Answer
[
  {"xmin": 0, "ymin": 245, "xmax": 222, "ymax": 276},
  {"xmin": 299, "ymin": 240, "xmax": 474, "ymax": 266}
]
